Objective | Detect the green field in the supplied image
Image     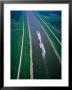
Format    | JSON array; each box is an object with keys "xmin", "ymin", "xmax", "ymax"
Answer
[
  {"xmin": 19, "ymin": 12, "xmax": 30, "ymax": 79},
  {"xmin": 11, "ymin": 12, "xmax": 30, "ymax": 79}
]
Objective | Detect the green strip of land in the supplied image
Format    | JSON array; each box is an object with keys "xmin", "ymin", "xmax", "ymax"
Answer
[
  {"xmin": 19, "ymin": 12, "xmax": 30, "ymax": 79},
  {"xmin": 11, "ymin": 16, "xmax": 23, "ymax": 79},
  {"xmin": 11, "ymin": 12, "xmax": 30, "ymax": 79}
]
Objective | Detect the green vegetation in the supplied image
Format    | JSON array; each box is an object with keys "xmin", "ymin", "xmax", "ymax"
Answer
[
  {"xmin": 40, "ymin": 15, "xmax": 61, "ymax": 42},
  {"xmin": 11, "ymin": 12, "xmax": 30, "ymax": 79},
  {"xmin": 11, "ymin": 17, "xmax": 23, "ymax": 79},
  {"xmin": 20, "ymin": 12, "xmax": 30, "ymax": 79}
]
